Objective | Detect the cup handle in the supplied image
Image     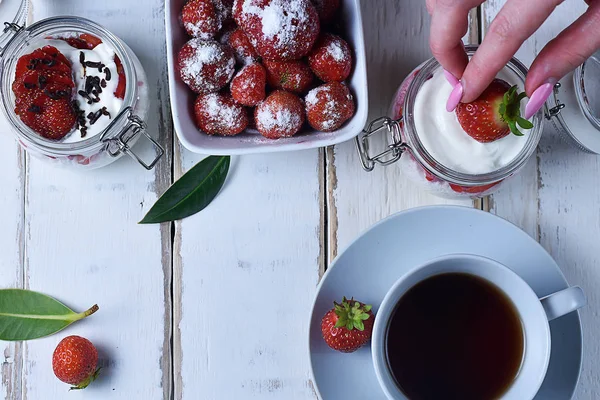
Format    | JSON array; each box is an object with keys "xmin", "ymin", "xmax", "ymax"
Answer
[{"xmin": 540, "ymin": 286, "xmax": 586, "ymax": 321}]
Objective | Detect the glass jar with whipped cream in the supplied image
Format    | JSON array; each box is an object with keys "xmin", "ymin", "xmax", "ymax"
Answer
[
  {"xmin": 356, "ymin": 47, "xmax": 544, "ymax": 198},
  {"xmin": 0, "ymin": 11, "xmax": 164, "ymax": 170}
]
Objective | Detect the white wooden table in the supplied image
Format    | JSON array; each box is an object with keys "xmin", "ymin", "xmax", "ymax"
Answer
[{"xmin": 1, "ymin": 0, "xmax": 597, "ymax": 399}]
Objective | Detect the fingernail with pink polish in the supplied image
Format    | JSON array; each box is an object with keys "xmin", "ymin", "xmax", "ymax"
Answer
[
  {"xmin": 443, "ymin": 69, "xmax": 459, "ymax": 86},
  {"xmin": 446, "ymin": 81, "xmax": 463, "ymax": 112},
  {"xmin": 524, "ymin": 80, "xmax": 556, "ymax": 119}
]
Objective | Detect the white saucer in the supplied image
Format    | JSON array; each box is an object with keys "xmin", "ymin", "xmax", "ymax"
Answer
[{"xmin": 309, "ymin": 206, "xmax": 582, "ymax": 400}]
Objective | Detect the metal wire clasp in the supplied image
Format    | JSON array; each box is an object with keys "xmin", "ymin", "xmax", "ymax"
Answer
[
  {"xmin": 355, "ymin": 116, "xmax": 407, "ymax": 171},
  {"xmin": 101, "ymin": 107, "xmax": 165, "ymax": 170},
  {"xmin": 0, "ymin": 22, "xmax": 24, "ymax": 55},
  {"xmin": 545, "ymin": 82, "xmax": 565, "ymax": 119}
]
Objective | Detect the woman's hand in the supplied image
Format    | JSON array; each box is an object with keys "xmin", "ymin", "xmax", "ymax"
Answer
[{"xmin": 428, "ymin": 0, "xmax": 600, "ymax": 117}]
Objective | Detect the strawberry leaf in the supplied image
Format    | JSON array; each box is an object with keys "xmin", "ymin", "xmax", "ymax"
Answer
[
  {"xmin": 508, "ymin": 121, "xmax": 523, "ymax": 136},
  {"xmin": 355, "ymin": 320, "xmax": 365, "ymax": 331},
  {"xmin": 517, "ymin": 117, "xmax": 534, "ymax": 129}
]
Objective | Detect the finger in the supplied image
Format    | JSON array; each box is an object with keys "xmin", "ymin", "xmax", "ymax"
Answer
[
  {"xmin": 429, "ymin": 0, "xmax": 481, "ymax": 80},
  {"xmin": 460, "ymin": 0, "xmax": 565, "ymax": 103},
  {"xmin": 426, "ymin": 0, "xmax": 436, "ymax": 15},
  {"xmin": 526, "ymin": 2, "xmax": 600, "ymax": 95}
]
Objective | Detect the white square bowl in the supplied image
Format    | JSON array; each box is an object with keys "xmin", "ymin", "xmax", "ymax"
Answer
[{"xmin": 165, "ymin": 0, "xmax": 368, "ymax": 155}]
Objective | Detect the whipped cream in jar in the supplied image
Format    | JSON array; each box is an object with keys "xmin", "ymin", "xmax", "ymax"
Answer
[
  {"xmin": 0, "ymin": 14, "xmax": 164, "ymax": 170},
  {"xmin": 356, "ymin": 47, "xmax": 544, "ymax": 198}
]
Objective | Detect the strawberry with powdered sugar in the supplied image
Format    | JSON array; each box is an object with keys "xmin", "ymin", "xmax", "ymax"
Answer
[
  {"xmin": 178, "ymin": 39, "xmax": 235, "ymax": 94},
  {"xmin": 194, "ymin": 92, "xmax": 248, "ymax": 135},
  {"xmin": 308, "ymin": 33, "xmax": 352, "ymax": 82},
  {"xmin": 255, "ymin": 90, "xmax": 305, "ymax": 139},
  {"xmin": 233, "ymin": 0, "xmax": 320, "ymax": 61},
  {"xmin": 230, "ymin": 63, "xmax": 267, "ymax": 106},
  {"xmin": 306, "ymin": 81, "xmax": 354, "ymax": 132}
]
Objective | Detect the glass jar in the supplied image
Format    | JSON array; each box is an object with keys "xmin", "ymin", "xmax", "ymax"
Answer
[
  {"xmin": 545, "ymin": 51, "xmax": 600, "ymax": 154},
  {"xmin": 356, "ymin": 47, "xmax": 544, "ymax": 199},
  {"xmin": 0, "ymin": 14, "xmax": 164, "ymax": 170}
]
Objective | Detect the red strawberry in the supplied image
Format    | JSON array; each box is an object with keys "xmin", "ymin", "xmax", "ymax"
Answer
[
  {"xmin": 455, "ymin": 79, "xmax": 533, "ymax": 143},
  {"xmin": 194, "ymin": 92, "xmax": 248, "ymax": 135},
  {"xmin": 308, "ymin": 33, "xmax": 352, "ymax": 82},
  {"xmin": 52, "ymin": 336, "xmax": 100, "ymax": 390},
  {"xmin": 255, "ymin": 90, "xmax": 305, "ymax": 139},
  {"xmin": 305, "ymin": 82, "xmax": 354, "ymax": 132},
  {"xmin": 114, "ymin": 55, "xmax": 126, "ymax": 99},
  {"xmin": 15, "ymin": 49, "xmax": 72, "ymax": 79},
  {"xmin": 230, "ymin": 63, "xmax": 267, "ymax": 106},
  {"xmin": 181, "ymin": 0, "xmax": 220, "ymax": 39},
  {"xmin": 227, "ymin": 28, "xmax": 259, "ymax": 65},
  {"xmin": 263, "ymin": 59, "xmax": 314, "ymax": 94},
  {"xmin": 321, "ymin": 297, "xmax": 374, "ymax": 353},
  {"xmin": 56, "ymin": 34, "xmax": 103, "ymax": 50},
  {"xmin": 311, "ymin": 0, "xmax": 340, "ymax": 24},
  {"xmin": 40, "ymin": 46, "xmax": 72, "ymax": 67},
  {"xmin": 450, "ymin": 181, "xmax": 501, "ymax": 195},
  {"xmin": 16, "ymin": 93, "xmax": 77, "ymax": 140}
]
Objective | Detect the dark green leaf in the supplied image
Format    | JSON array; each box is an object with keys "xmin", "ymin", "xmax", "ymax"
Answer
[
  {"xmin": 517, "ymin": 92, "xmax": 528, "ymax": 102},
  {"xmin": 508, "ymin": 121, "xmax": 524, "ymax": 136},
  {"xmin": 517, "ymin": 117, "xmax": 534, "ymax": 129},
  {"xmin": 0, "ymin": 289, "xmax": 98, "ymax": 341},
  {"xmin": 140, "ymin": 156, "xmax": 230, "ymax": 224},
  {"xmin": 346, "ymin": 320, "xmax": 354, "ymax": 330}
]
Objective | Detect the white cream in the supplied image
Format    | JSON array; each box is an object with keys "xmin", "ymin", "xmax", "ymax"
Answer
[
  {"xmin": 39, "ymin": 39, "xmax": 124, "ymax": 143},
  {"xmin": 413, "ymin": 68, "xmax": 529, "ymax": 174}
]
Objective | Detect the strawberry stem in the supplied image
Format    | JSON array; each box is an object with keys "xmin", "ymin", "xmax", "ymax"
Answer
[
  {"xmin": 499, "ymin": 85, "xmax": 533, "ymax": 136},
  {"xmin": 333, "ymin": 297, "xmax": 372, "ymax": 332}
]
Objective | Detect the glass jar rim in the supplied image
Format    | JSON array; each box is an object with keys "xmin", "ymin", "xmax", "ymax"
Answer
[
  {"xmin": 0, "ymin": 15, "xmax": 138, "ymax": 154},
  {"xmin": 403, "ymin": 46, "xmax": 544, "ymax": 186}
]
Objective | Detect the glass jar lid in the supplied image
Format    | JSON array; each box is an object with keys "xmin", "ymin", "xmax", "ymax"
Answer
[
  {"xmin": 0, "ymin": 0, "xmax": 28, "ymax": 51},
  {"xmin": 546, "ymin": 52, "xmax": 600, "ymax": 154}
]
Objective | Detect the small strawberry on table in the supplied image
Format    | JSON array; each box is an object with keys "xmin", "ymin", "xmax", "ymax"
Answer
[{"xmin": 53, "ymin": 335, "xmax": 100, "ymax": 390}]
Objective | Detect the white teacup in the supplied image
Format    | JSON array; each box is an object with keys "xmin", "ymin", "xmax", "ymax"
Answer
[{"xmin": 372, "ymin": 254, "xmax": 586, "ymax": 400}]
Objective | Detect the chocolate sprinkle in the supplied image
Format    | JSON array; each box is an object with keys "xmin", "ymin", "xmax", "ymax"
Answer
[
  {"xmin": 44, "ymin": 89, "xmax": 70, "ymax": 100},
  {"xmin": 87, "ymin": 109, "xmax": 103, "ymax": 125},
  {"xmin": 104, "ymin": 67, "xmax": 111, "ymax": 81},
  {"xmin": 85, "ymin": 61, "xmax": 104, "ymax": 69},
  {"xmin": 27, "ymin": 105, "xmax": 42, "ymax": 114},
  {"xmin": 78, "ymin": 90, "xmax": 94, "ymax": 104},
  {"xmin": 101, "ymin": 106, "xmax": 111, "ymax": 118},
  {"xmin": 38, "ymin": 75, "xmax": 47, "ymax": 89},
  {"xmin": 101, "ymin": 79, "xmax": 107, "ymax": 88}
]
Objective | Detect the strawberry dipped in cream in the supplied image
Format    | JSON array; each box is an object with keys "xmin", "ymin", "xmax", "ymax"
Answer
[{"xmin": 413, "ymin": 68, "xmax": 532, "ymax": 175}]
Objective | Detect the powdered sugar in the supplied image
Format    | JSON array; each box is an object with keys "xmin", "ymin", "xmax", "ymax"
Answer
[
  {"xmin": 178, "ymin": 39, "xmax": 235, "ymax": 93},
  {"xmin": 305, "ymin": 82, "xmax": 354, "ymax": 131},
  {"xmin": 237, "ymin": 0, "xmax": 319, "ymax": 59},
  {"xmin": 204, "ymin": 93, "xmax": 242, "ymax": 126},
  {"xmin": 257, "ymin": 104, "xmax": 302, "ymax": 132},
  {"xmin": 327, "ymin": 40, "xmax": 346, "ymax": 62}
]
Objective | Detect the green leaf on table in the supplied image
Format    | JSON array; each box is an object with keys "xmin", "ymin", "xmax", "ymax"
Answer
[
  {"xmin": 140, "ymin": 155, "xmax": 230, "ymax": 224},
  {"xmin": 0, "ymin": 289, "xmax": 99, "ymax": 341}
]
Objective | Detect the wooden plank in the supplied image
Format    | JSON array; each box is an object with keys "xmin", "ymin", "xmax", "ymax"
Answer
[
  {"xmin": 13, "ymin": 2, "xmax": 172, "ymax": 399},
  {"xmin": 0, "ymin": 121, "xmax": 25, "ymax": 400},
  {"xmin": 326, "ymin": 1, "xmax": 477, "ymax": 262},
  {"xmin": 482, "ymin": 1, "xmax": 596, "ymax": 399},
  {"xmin": 173, "ymin": 148, "xmax": 322, "ymax": 399}
]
